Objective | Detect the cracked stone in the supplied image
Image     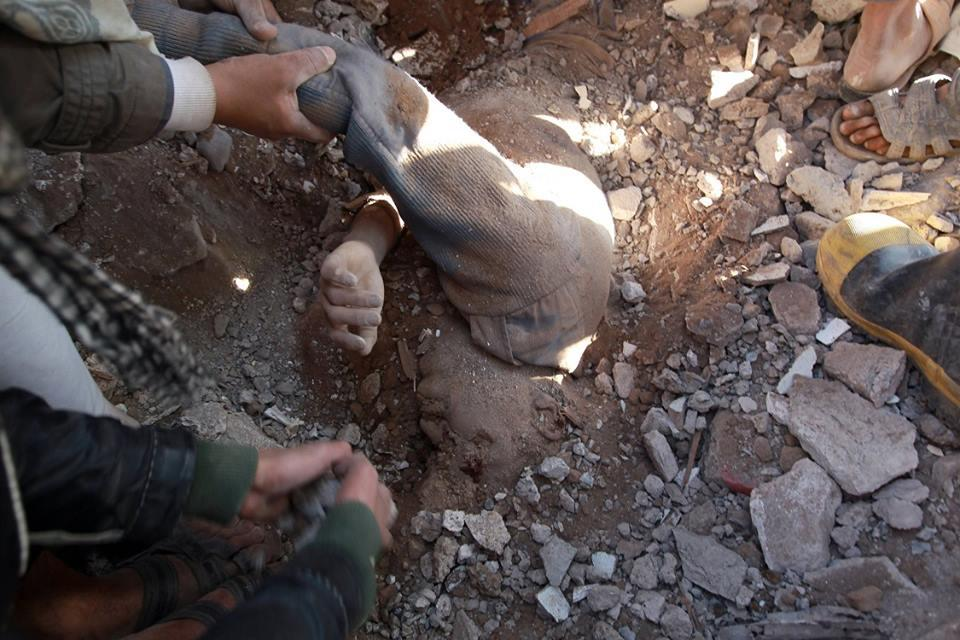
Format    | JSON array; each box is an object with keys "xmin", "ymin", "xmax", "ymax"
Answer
[
  {"xmin": 708, "ymin": 70, "xmax": 759, "ymax": 109},
  {"xmin": 768, "ymin": 282, "xmax": 821, "ymax": 335},
  {"xmin": 673, "ymin": 528, "xmax": 747, "ymax": 601},
  {"xmin": 822, "ymin": 342, "xmax": 906, "ymax": 407},
  {"xmin": 464, "ymin": 511, "xmax": 510, "ymax": 555},
  {"xmin": 787, "ymin": 167, "xmax": 853, "ymax": 220},
  {"xmin": 643, "ymin": 430, "xmax": 679, "ymax": 482},
  {"xmin": 756, "ymin": 128, "xmax": 813, "ymax": 186},
  {"xmin": 541, "ymin": 536, "xmax": 577, "ymax": 586}
]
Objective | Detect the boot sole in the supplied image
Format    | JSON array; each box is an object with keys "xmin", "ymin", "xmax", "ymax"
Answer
[{"xmin": 818, "ymin": 214, "xmax": 960, "ymax": 408}]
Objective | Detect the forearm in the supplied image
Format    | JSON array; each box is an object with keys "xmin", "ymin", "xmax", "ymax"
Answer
[{"xmin": 344, "ymin": 197, "xmax": 403, "ymax": 264}]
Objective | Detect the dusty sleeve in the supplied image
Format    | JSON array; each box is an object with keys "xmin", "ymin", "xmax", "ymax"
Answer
[{"xmin": 0, "ymin": 26, "xmax": 173, "ymax": 153}]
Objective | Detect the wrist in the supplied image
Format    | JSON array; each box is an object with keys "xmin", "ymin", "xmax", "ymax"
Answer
[
  {"xmin": 163, "ymin": 58, "xmax": 217, "ymax": 133},
  {"xmin": 184, "ymin": 441, "xmax": 259, "ymax": 524}
]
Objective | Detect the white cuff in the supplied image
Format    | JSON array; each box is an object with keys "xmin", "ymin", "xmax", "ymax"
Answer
[{"xmin": 162, "ymin": 57, "xmax": 217, "ymax": 133}]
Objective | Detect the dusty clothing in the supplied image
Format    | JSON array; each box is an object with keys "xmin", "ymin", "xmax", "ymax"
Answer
[{"xmin": 131, "ymin": 2, "xmax": 615, "ymax": 372}]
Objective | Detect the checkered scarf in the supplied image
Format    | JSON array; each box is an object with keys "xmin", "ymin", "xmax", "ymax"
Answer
[{"xmin": 0, "ymin": 111, "xmax": 212, "ymax": 409}]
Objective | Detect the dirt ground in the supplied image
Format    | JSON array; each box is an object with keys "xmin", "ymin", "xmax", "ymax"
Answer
[{"xmin": 19, "ymin": 0, "xmax": 960, "ymax": 638}]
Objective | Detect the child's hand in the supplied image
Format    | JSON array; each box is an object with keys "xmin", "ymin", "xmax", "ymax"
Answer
[{"xmin": 316, "ymin": 241, "xmax": 385, "ymax": 355}]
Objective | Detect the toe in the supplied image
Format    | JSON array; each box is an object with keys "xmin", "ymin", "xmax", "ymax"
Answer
[
  {"xmin": 850, "ymin": 124, "xmax": 883, "ymax": 145},
  {"xmin": 839, "ymin": 115, "xmax": 878, "ymax": 136}
]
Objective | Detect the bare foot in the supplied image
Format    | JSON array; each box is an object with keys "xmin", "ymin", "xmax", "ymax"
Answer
[
  {"xmin": 316, "ymin": 240, "xmax": 385, "ymax": 356},
  {"xmin": 845, "ymin": 0, "xmax": 935, "ymax": 94},
  {"xmin": 838, "ymin": 81, "xmax": 955, "ymax": 158},
  {"xmin": 13, "ymin": 520, "xmax": 283, "ymax": 639}
]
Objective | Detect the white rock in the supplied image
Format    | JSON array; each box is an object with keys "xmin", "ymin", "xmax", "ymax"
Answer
[
  {"xmin": 790, "ymin": 22, "xmax": 824, "ymax": 65},
  {"xmin": 464, "ymin": 511, "xmax": 511, "ymax": 554},
  {"xmin": 776, "ymin": 346, "xmax": 817, "ymax": 394},
  {"xmin": 816, "ymin": 318, "xmax": 851, "ymax": 345},
  {"xmin": 442, "ymin": 510, "xmax": 466, "ymax": 533},
  {"xmin": 750, "ymin": 459, "xmax": 841, "ymax": 572},
  {"xmin": 707, "ymin": 70, "xmax": 759, "ymax": 109},
  {"xmin": 607, "ymin": 186, "xmax": 644, "ymax": 221},
  {"xmin": 621, "ymin": 280, "xmax": 647, "ymax": 303},
  {"xmin": 697, "ymin": 171, "xmax": 723, "ymax": 199},
  {"xmin": 591, "ymin": 552, "xmax": 618, "ymax": 581},
  {"xmin": 537, "ymin": 586, "xmax": 570, "ymax": 622},
  {"xmin": 663, "ymin": 0, "xmax": 710, "ymax": 20},
  {"xmin": 787, "ymin": 166, "xmax": 853, "ymax": 220},
  {"xmin": 812, "ymin": 0, "xmax": 866, "ymax": 23},
  {"xmin": 860, "ymin": 190, "xmax": 931, "ymax": 211},
  {"xmin": 539, "ymin": 456, "xmax": 571, "ymax": 482}
]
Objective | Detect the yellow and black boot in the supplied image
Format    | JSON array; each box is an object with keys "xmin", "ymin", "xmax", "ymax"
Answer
[{"xmin": 818, "ymin": 212, "xmax": 960, "ymax": 409}]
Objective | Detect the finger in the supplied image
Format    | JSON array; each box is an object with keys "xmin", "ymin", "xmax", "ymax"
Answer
[
  {"xmin": 353, "ymin": 325, "xmax": 378, "ymax": 356},
  {"xmin": 329, "ymin": 328, "xmax": 370, "ymax": 353},
  {"xmin": 320, "ymin": 260, "xmax": 359, "ymax": 287},
  {"xmin": 282, "ymin": 46, "xmax": 337, "ymax": 87},
  {"xmin": 285, "ymin": 112, "xmax": 333, "ymax": 145},
  {"xmin": 864, "ymin": 136, "xmax": 888, "ymax": 152},
  {"xmin": 254, "ymin": 441, "xmax": 354, "ymax": 494},
  {"xmin": 324, "ymin": 285, "xmax": 383, "ymax": 309},
  {"xmin": 236, "ymin": 0, "xmax": 278, "ymax": 40},
  {"xmin": 838, "ymin": 116, "xmax": 877, "ymax": 136},
  {"xmin": 261, "ymin": 0, "xmax": 282, "ymax": 23},
  {"xmin": 322, "ymin": 301, "xmax": 381, "ymax": 327}
]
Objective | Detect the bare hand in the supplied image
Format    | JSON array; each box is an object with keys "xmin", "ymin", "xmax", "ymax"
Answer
[
  {"xmin": 317, "ymin": 240, "xmax": 385, "ymax": 355},
  {"xmin": 335, "ymin": 453, "xmax": 395, "ymax": 547},
  {"xmin": 240, "ymin": 441, "xmax": 353, "ymax": 520},
  {"xmin": 180, "ymin": 0, "xmax": 281, "ymax": 40},
  {"xmin": 206, "ymin": 47, "xmax": 335, "ymax": 143}
]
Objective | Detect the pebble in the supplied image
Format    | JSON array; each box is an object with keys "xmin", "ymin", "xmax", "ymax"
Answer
[
  {"xmin": 541, "ymin": 536, "xmax": 577, "ymax": 586},
  {"xmin": 642, "ymin": 430, "xmax": 680, "ymax": 482},
  {"xmin": 536, "ymin": 586, "xmax": 570, "ymax": 622},
  {"xmin": 776, "ymin": 345, "xmax": 817, "ymax": 394},
  {"xmin": 816, "ymin": 318, "xmax": 851, "ymax": 345},
  {"xmin": 539, "ymin": 456, "xmax": 571, "ymax": 482},
  {"xmin": 621, "ymin": 280, "xmax": 647, "ymax": 303},
  {"xmin": 607, "ymin": 186, "xmax": 644, "ymax": 221},
  {"xmin": 464, "ymin": 511, "xmax": 511, "ymax": 555}
]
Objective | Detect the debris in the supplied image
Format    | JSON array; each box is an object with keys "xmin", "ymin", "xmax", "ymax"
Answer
[
  {"xmin": 523, "ymin": 0, "xmax": 589, "ymax": 38},
  {"xmin": 607, "ymin": 186, "xmax": 644, "ymax": 220},
  {"xmin": 860, "ymin": 190, "xmax": 931, "ymax": 211},
  {"xmin": 697, "ymin": 171, "xmax": 723, "ymax": 200},
  {"xmin": 643, "ymin": 430, "xmax": 680, "ymax": 482},
  {"xmin": 750, "ymin": 459, "xmax": 841, "ymax": 571},
  {"xmin": 790, "ymin": 22, "xmax": 824, "ymax": 66},
  {"xmin": 707, "ymin": 70, "xmax": 759, "ymax": 109},
  {"xmin": 768, "ymin": 282, "xmax": 821, "ymax": 335},
  {"xmin": 822, "ymin": 342, "xmax": 907, "ymax": 407},
  {"xmin": 196, "ymin": 126, "xmax": 233, "ymax": 172},
  {"xmin": 397, "ymin": 339, "xmax": 418, "ymax": 384},
  {"xmin": 685, "ymin": 303, "xmax": 744, "ymax": 347},
  {"xmin": 743, "ymin": 262, "xmax": 790, "ymax": 286},
  {"xmin": 629, "ymin": 134, "xmax": 657, "ymax": 165},
  {"xmin": 621, "ymin": 280, "xmax": 647, "ymax": 303},
  {"xmin": 703, "ymin": 411, "xmax": 766, "ymax": 485},
  {"xmin": 539, "ymin": 456, "xmax": 571, "ymax": 482},
  {"xmin": 872, "ymin": 497, "xmax": 923, "ymax": 530},
  {"xmin": 663, "ymin": 0, "xmax": 710, "ymax": 21},
  {"xmin": 812, "ymin": 0, "xmax": 867, "ymax": 23},
  {"xmin": 537, "ymin": 586, "xmax": 570, "ymax": 622},
  {"xmin": 756, "ymin": 128, "xmax": 812, "ymax": 186},
  {"xmin": 787, "ymin": 167, "xmax": 853, "ymax": 220},
  {"xmin": 816, "ymin": 318, "xmax": 851, "ymax": 345},
  {"xmin": 776, "ymin": 345, "xmax": 817, "ymax": 394},
  {"xmin": 786, "ymin": 378, "xmax": 918, "ymax": 496},
  {"xmin": 659, "ymin": 604, "xmax": 694, "ymax": 640},
  {"xmin": 751, "ymin": 214, "xmax": 790, "ymax": 236},
  {"xmin": 673, "ymin": 528, "xmax": 747, "ymax": 601},
  {"xmin": 464, "ymin": 511, "xmax": 511, "ymax": 555},
  {"xmin": 541, "ymin": 536, "xmax": 577, "ymax": 586},
  {"xmin": 612, "ymin": 362, "xmax": 636, "ymax": 399}
]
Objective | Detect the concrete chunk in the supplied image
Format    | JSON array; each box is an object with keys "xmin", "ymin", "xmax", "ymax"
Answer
[{"xmin": 823, "ymin": 342, "xmax": 906, "ymax": 407}]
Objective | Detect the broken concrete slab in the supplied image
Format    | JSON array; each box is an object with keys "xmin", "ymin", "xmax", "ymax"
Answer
[
  {"xmin": 776, "ymin": 346, "xmax": 817, "ymax": 394},
  {"xmin": 787, "ymin": 166, "xmax": 853, "ymax": 220},
  {"xmin": 860, "ymin": 189, "xmax": 931, "ymax": 211},
  {"xmin": 673, "ymin": 528, "xmax": 747, "ymax": 601},
  {"xmin": 464, "ymin": 511, "xmax": 511, "ymax": 555},
  {"xmin": 823, "ymin": 342, "xmax": 906, "ymax": 407},
  {"xmin": 787, "ymin": 377, "xmax": 918, "ymax": 495},
  {"xmin": 541, "ymin": 535, "xmax": 577, "ymax": 586},
  {"xmin": 743, "ymin": 262, "xmax": 790, "ymax": 286},
  {"xmin": 768, "ymin": 282, "xmax": 821, "ymax": 335},
  {"xmin": 750, "ymin": 459, "xmax": 841, "ymax": 572},
  {"xmin": 708, "ymin": 70, "xmax": 759, "ymax": 109},
  {"xmin": 608, "ymin": 186, "xmax": 644, "ymax": 221}
]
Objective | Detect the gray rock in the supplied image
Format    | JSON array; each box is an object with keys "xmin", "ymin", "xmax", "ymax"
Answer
[
  {"xmin": 18, "ymin": 150, "xmax": 84, "ymax": 231},
  {"xmin": 660, "ymin": 604, "xmax": 694, "ymax": 640},
  {"xmin": 642, "ymin": 430, "xmax": 680, "ymax": 482},
  {"xmin": 586, "ymin": 585, "xmax": 622, "ymax": 612},
  {"xmin": 831, "ymin": 526, "xmax": 860, "ymax": 549},
  {"xmin": 591, "ymin": 552, "xmax": 617, "ymax": 581},
  {"xmin": 673, "ymin": 528, "xmax": 747, "ymax": 601},
  {"xmin": 541, "ymin": 536, "xmax": 577, "ymax": 586},
  {"xmin": 644, "ymin": 474, "xmax": 666, "ymax": 499},
  {"xmin": 515, "ymin": 475, "xmax": 541, "ymax": 505},
  {"xmin": 750, "ymin": 459, "xmax": 841, "ymax": 572},
  {"xmin": 464, "ymin": 511, "xmax": 510, "ymax": 554},
  {"xmin": 196, "ymin": 126, "xmax": 233, "ymax": 172},
  {"xmin": 629, "ymin": 134, "xmax": 658, "ymax": 164},
  {"xmin": 787, "ymin": 167, "xmax": 852, "ymax": 220},
  {"xmin": 722, "ymin": 200, "xmax": 761, "ymax": 244},
  {"xmin": 786, "ymin": 378, "xmax": 918, "ymax": 495},
  {"xmin": 822, "ymin": 342, "xmax": 907, "ymax": 407},
  {"xmin": 531, "ymin": 523, "xmax": 553, "ymax": 544},
  {"xmin": 621, "ymin": 280, "xmax": 647, "ymax": 303},
  {"xmin": 539, "ymin": 457, "xmax": 571, "ymax": 482},
  {"xmin": 685, "ymin": 303, "xmax": 744, "ymax": 347},
  {"xmin": 876, "ymin": 478, "xmax": 929, "ymax": 503},
  {"xmin": 795, "ymin": 211, "xmax": 835, "ymax": 241},
  {"xmin": 411, "ymin": 511, "xmax": 443, "ymax": 542},
  {"xmin": 634, "ymin": 590, "xmax": 666, "ymax": 623},
  {"xmin": 593, "ymin": 621, "xmax": 622, "ymax": 640},
  {"xmin": 629, "ymin": 554, "xmax": 660, "ymax": 589},
  {"xmin": 442, "ymin": 510, "xmax": 466, "ymax": 533},
  {"xmin": 872, "ymin": 497, "xmax": 923, "ymax": 530},
  {"xmin": 434, "ymin": 536, "xmax": 459, "ymax": 582},
  {"xmin": 613, "ymin": 362, "xmax": 636, "ymax": 399},
  {"xmin": 608, "ymin": 187, "xmax": 644, "ymax": 221},
  {"xmin": 743, "ymin": 262, "xmax": 791, "ymax": 286},
  {"xmin": 768, "ymin": 282, "xmax": 821, "ymax": 335},
  {"xmin": 641, "ymin": 407, "xmax": 678, "ymax": 436},
  {"xmin": 452, "ymin": 610, "xmax": 481, "ymax": 640},
  {"xmin": 756, "ymin": 128, "xmax": 813, "ymax": 186},
  {"xmin": 536, "ymin": 586, "xmax": 570, "ymax": 622},
  {"xmin": 804, "ymin": 556, "xmax": 921, "ymax": 598}
]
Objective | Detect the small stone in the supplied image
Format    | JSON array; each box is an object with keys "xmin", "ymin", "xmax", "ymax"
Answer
[
  {"xmin": 411, "ymin": 511, "xmax": 443, "ymax": 542},
  {"xmin": 213, "ymin": 313, "xmax": 230, "ymax": 338},
  {"xmin": 846, "ymin": 585, "xmax": 883, "ymax": 613},
  {"xmin": 663, "ymin": 0, "xmax": 709, "ymax": 20},
  {"xmin": 786, "ymin": 377, "xmax": 918, "ymax": 495},
  {"xmin": 336, "ymin": 422, "xmax": 362, "ymax": 445},
  {"xmin": 927, "ymin": 214, "xmax": 955, "ymax": 234},
  {"xmin": 673, "ymin": 528, "xmax": 748, "ymax": 601},
  {"xmin": 591, "ymin": 552, "xmax": 617, "ymax": 581},
  {"xmin": 515, "ymin": 476, "xmax": 542, "ymax": 505},
  {"xmin": 539, "ymin": 456, "xmax": 571, "ymax": 482},
  {"xmin": 531, "ymin": 523, "xmax": 553, "ymax": 544},
  {"xmin": 922, "ymin": 157, "xmax": 945, "ymax": 171},
  {"xmin": 743, "ymin": 262, "xmax": 790, "ymax": 286},
  {"xmin": 750, "ymin": 459, "xmax": 841, "ymax": 571},
  {"xmin": 751, "ymin": 214, "xmax": 791, "ymax": 236},
  {"xmin": 722, "ymin": 200, "xmax": 761, "ymax": 243},
  {"xmin": 745, "ymin": 33, "xmax": 761, "ymax": 70},
  {"xmin": 196, "ymin": 126, "xmax": 233, "ymax": 172},
  {"xmin": 644, "ymin": 474, "xmax": 665, "ymax": 498},
  {"xmin": 781, "ymin": 237, "xmax": 804, "ymax": 263},
  {"xmin": 629, "ymin": 554, "xmax": 660, "ymax": 589},
  {"xmin": 816, "ymin": 318, "xmax": 851, "ymax": 345},
  {"xmin": 629, "ymin": 134, "xmax": 657, "ymax": 164},
  {"xmin": 787, "ymin": 167, "xmax": 853, "ymax": 220},
  {"xmin": 612, "ymin": 362, "xmax": 636, "ymax": 399},
  {"xmin": 541, "ymin": 536, "xmax": 577, "ymax": 586},
  {"xmin": 442, "ymin": 510, "xmax": 466, "ymax": 533},
  {"xmin": 720, "ymin": 97, "xmax": 769, "ymax": 121},
  {"xmin": 659, "ymin": 604, "xmax": 694, "ymax": 640},
  {"xmin": 708, "ymin": 70, "xmax": 759, "ymax": 109},
  {"xmin": 776, "ymin": 345, "xmax": 817, "ymax": 394},
  {"xmin": 634, "ymin": 590, "xmax": 666, "ymax": 622},
  {"xmin": 738, "ymin": 396, "xmax": 758, "ymax": 412},
  {"xmin": 621, "ymin": 280, "xmax": 647, "ymax": 303},
  {"xmin": 812, "ymin": 0, "xmax": 867, "ymax": 23},
  {"xmin": 873, "ymin": 497, "xmax": 923, "ymax": 530},
  {"xmin": 822, "ymin": 342, "xmax": 907, "ymax": 407},
  {"xmin": 935, "ymin": 236, "xmax": 960, "ymax": 252},
  {"xmin": 464, "ymin": 511, "xmax": 511, "ymax": 554},
  {"xmin": 790, "ymin": 22, "xmax": 824, "ymax": 66},
  {"xmin": 642, "ymin": 430, "xmax": 679, "ymax": 482},
  {"xmin": 651, "ymin": 110, "xmax": 689, "ymax": 141},
  {"xmin": 918, "ymin": 413, "xmax": 960, "ymax": 448},
  {"xmin": 872, "ymin": 172, "xmax": 903, "ymax": 190},
  {"xmin": 685, "ymin": 303, "xmax": 744, "ymax": 346},
  {"xmin": 768, "ymin": 282, "xmax": 821, "ymax": 334},
  {"xmin": 860, "ymin": 190, "xmax": 930, "ymax": 211},
  {"xmin": 755, "ymin": 14, "xmax": 784, "ymax": 38},
  {"xmin": 452, "ymin": 611, "xmax": 481, "ymax": 640},
  {"xmin": 607, "ymin": 187, "xmax": 644, "ymax": 221},
  {"xmin": 796, "ymin": 211, "xmax": 835, "ymax": 240},
  {"xmin": 586, "ymin": 585, "xmax": 622, "ymax": 612},
  {"xmin": 641, "ymin": 407, "xmax": 678, "ymax": 436},
  {"xmin": 697, "ymin": 171, "xmax": 723, "ymax": 199},
  {"xmin": 359, "ymin": 372, "xmax": 381, "ymax": 403},
  {"xmin": 536, "ymin": 586, "xmax": 570, "ymax": 622},
  {"xmin": 805, "ymin": 556, "xmax": 920, "ymax": 597}
]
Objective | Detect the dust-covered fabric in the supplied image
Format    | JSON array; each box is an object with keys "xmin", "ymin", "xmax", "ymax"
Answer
[{"xmin": 0, "ymin": 0, "xmax": 157, "ymax": 51}]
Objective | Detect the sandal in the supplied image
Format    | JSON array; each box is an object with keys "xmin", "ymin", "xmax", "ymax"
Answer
[
  {"xmin": 831, "ymin": 70, "xmax": 960, "ymax": 163},
  {"xmin": 841, "ymin": 0, "xmax": 955, "ymax": 102}
]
